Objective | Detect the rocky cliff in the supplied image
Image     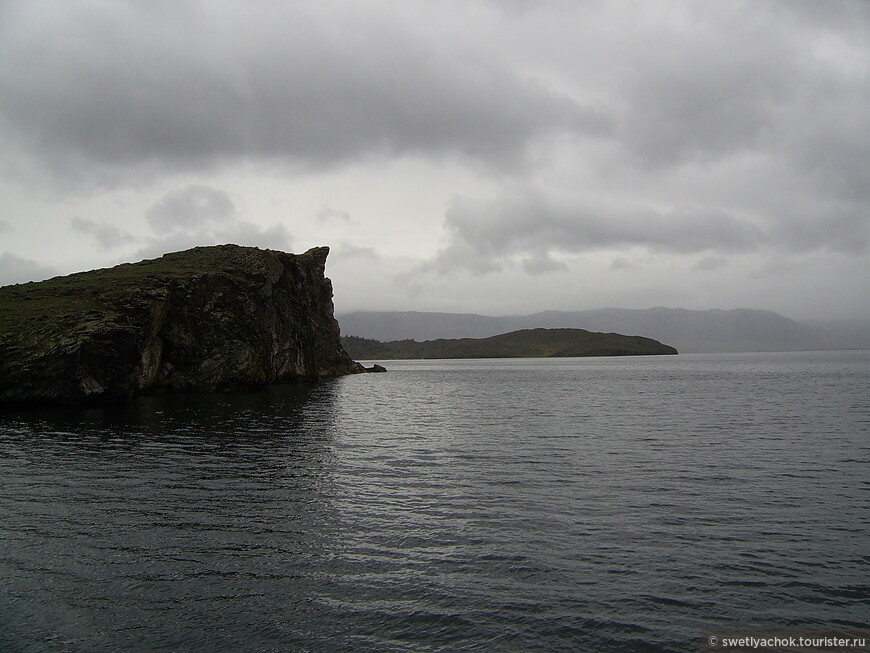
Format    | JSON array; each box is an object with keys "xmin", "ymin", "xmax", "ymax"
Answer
[{"xmin": 0, "ymin": 245, "xmax": 364, "ymax": 407}]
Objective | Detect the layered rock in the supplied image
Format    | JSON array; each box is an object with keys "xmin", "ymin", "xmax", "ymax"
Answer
[{"xmin": 0, "ymin": 245, "xmax": 364, "ymax": 407}]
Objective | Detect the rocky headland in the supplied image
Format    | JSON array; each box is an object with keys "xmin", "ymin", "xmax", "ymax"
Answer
[{"xmin": 0, "ymin": 245, "xmax": 365, "ymax": 407}]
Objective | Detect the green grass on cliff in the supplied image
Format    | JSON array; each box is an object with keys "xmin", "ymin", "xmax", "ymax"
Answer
[
  {"xmin": 0, "ymin": 245, "xmax": 314, "ymax": 350},
  {"xmin": 341, "ymin": 328, "xmax": 678, "ymax": 360}
]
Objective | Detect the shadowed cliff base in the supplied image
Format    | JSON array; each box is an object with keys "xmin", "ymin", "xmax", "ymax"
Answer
[
  {"xmin": 0, "ymin": 245, "xmax": 364, "ymax": 408},
  {"xmin": 342, "ymin": 328, "xmax": 678, "ymax": 360}
]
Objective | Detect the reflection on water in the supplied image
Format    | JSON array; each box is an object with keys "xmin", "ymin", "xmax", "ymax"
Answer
[
  {"xmin": 0, "ymin": 381, "xmax": 352, "ymax": 653},
  {"xmin": 0, "ymin": 353, "xmax": 868, "ymax": 652}
]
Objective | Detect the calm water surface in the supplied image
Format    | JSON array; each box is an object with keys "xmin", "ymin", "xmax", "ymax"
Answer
[{"xmin": 0, "ymin": 351, "xmax": 868, "ymax": 652}]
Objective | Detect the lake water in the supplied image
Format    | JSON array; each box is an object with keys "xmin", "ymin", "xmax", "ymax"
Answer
[{"xmin": 0, "ymin": 351, "xmax": 867, "ymax": 652}]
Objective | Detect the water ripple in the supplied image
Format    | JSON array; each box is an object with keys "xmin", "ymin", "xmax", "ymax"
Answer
[{"xmin": 0, "ymin": 351, "xmax": 867, "ymax": 651}]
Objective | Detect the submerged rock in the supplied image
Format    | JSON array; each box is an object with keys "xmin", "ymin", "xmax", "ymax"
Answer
[{"xmin": 0, "ymin": 245, "xmax": 364, "ymax": 407}]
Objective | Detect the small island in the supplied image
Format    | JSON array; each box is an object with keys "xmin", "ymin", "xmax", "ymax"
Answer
[{"xmin": 341, "ymin": 328, "xmax": 678, "ymax": 360}]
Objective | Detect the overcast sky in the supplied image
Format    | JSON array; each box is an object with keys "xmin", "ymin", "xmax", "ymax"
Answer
[{"xmin": 1, "ymin": 0, "xmax": 868, "ymax": 320}]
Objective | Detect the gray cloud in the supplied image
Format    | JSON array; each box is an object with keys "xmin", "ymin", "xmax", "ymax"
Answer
[
  {"xmin": 0, "ymin": 0, "xmax": 607, "ymax": 182},
  {"xmin": 70, "ymin": 216, "xmax": 135, "ymax": 249},
  {"xmin": 132, "ymin": 184, "xmax": 292, "ymax": 260},
  {"xmin": 131, "ymin": 222, "xmax": 292, "ymax": 262},
  {"xmin": 693, "ymin": 256, "xmax": 727, "ymax": 272},
  {"xmin": 610, "ymin": 257, "xmax": 636, "ymax": 271},
  {"xmin": 783, "ymin": 0, "xmax": 870, "ymax": 32},
  {"xmin": 521, "ymin": 252, "xmax": 568, "ymax": 276},
  {"xmin": 433, "ymin": 189, "xmax": 768, "ymax": 273},
  {"xmin": 618, "ymin": 9, "xmax": 801, "ymax": 166},
  {"xmin": 610, "ymin": 2, "xmax": 870, "ymax": 210},
  {"xmin": 0, "ymin": 1, "xmax": 866, "ymax": 320},
  {"xmin": 768, "ymin": 207, "xmax": 868, "ymax": 257},
  {"xmin": 214, "ymin": 222, "xmax": 292, "ymax": 250},
  {"xmin": 425, "ymin": 238, "xmax": 503, "ymax": 276},
  {"xmin": 0, "ymin": 252, "xmax": 57, "ymax": 286},
  {"xmin": 316, "ymin": 206, "xmax": 353, "ymax": 224},
  {"xmin": 1, "ymin": 1, "xmax": 864, "ymax": 221},
  {"xmin": 335, "ymin": 244, "xmax": 379, "ymax": 260},
  {"xmin": 146, "ymin": 185, "xmax": 237, "ymax": 233}
]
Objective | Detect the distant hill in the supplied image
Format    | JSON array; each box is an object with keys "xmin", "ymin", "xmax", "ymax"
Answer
[
  {"xmin": 341, "ymin": 328, "xmax": 677, "ymax": 360},
  {"xmin": 338, "ymin": 307, "xmax": 835, "ymax": 354}
]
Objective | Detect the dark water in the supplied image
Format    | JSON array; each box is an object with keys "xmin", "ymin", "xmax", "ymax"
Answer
[{"xmin": 1, "ymin": 351, "xmax": 868, "ymax": 652}]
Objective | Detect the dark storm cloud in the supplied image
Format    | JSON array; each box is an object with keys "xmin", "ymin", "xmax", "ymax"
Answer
[
  {"xmin": 0, "ymin": 0, "xmax": 608, "ymax": 181},
  {"xmin": 70, "ymin": 216, "xmax": 135, "ymax": 249},
  {"xmin": 433, "ymin": 189, "xmax": 768, "ymax": 273}
]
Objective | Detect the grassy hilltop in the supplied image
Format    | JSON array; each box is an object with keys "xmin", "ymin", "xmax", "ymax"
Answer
[{"xmin": 2, "ymin": 246, "xmax": 331, "ymax": 365}]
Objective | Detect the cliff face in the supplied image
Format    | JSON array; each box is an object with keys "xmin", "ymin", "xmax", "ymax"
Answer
[{"xmin": 0, "ymin": 245, "xmax": 363, "ymax": 407}]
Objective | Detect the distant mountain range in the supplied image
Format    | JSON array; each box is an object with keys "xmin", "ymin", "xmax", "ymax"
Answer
[{"xmin": 338, "ymin": 308, "xmax": 870, "ymax": 354}]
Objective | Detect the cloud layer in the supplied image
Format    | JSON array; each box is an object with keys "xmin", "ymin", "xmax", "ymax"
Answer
[
  {"xmin": 0, "ymin": 0, "xmax": 609, "ymax": 181},
  {"xmin": 0, "ymin": 0, "xmax": 867, "ymax": 318},
  {"xmin": 434, "ymin": 190, "xmax": 772, "ymax": 274}
]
